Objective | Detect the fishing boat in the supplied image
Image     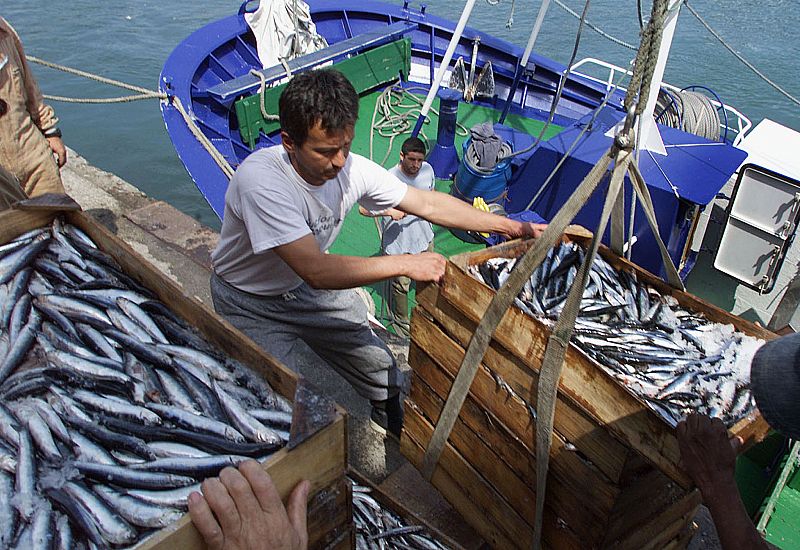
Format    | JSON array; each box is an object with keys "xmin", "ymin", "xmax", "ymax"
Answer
[{"xmin": 159, "ymin": 0, "xmax": 800, "ymax": 545}]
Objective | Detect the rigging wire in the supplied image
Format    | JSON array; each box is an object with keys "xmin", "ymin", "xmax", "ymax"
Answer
[
  {"xmin": 683, "ymin": 1, "xmax": 800, "ymax": 108},
  {"xmin": 552, "ymin": 0, "xmax": 636, "ymax": 50},
  {"xmin": 504, "ymin": 0, "xmax": 593, "ymax": 162}
]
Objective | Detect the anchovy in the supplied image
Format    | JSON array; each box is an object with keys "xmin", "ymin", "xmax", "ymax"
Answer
[
  {"xmin": 73, "ymin": 461, "xmax": 196, "ymax": 490},
  {"xmin": 123, "ymin": 483, "xmax": 201, "ymax": 510},
  {"xmin": 129, "ymin": 455, "xmax": 248, "ymax": 477},
  {"xmin": 75, "ymin": 323, "xmax": 123, "ymax": 362},
  {"xmin": 117, "ymin": 297, "xmax": 169, "ymax": 344},
  {"xmin": 45, "ymin": 485, "xmax": 105, "ymax": 547},
  {"xmin": 93, "ymin": 484, "xmax": 185, "ymax": 529},
  {"xmin": 0, "ymin": 309, "xmax": 42, "ymax": 384},
  {"xmin": 213, "ymin": 381, "xmax": 282, "ymax": 445},
  {"xmin": 14, "ymin": 430, "xmax": 36, "ymax": 521},
  {"xmin": 148, "ymin": 441, "xmax": 211, "ymax": 459},
  {"xmin": 63, "ymin": 416, "xmax": 157, "ymax": 460},
  {"xmin": 0, "ymin": 233, "xmax": 50, "ymax": 285},
  {"xmin": 28, "ymin": 500, "xmax": 53, "ymax": 550},
  {"xmin": 147, "ymin": 402, "xmax": 245, "ymax": 442},
  {"xmin": 69, "ymin": 431, "xmax": 118, "ymax": 466},
  {"xmin": 53, "ymin": 513, "xmax": 73, "ymax": 550},
  {"xmin": 0, "ymin": 471, "xmax": 15, "ymax": 547},
  {"xmin": 60, "ymin": 482, "xmax": 138, "ymax": 546},
  {"xmin": 71, "ymin": 390, "xmax": 162, "ymax": 425}
]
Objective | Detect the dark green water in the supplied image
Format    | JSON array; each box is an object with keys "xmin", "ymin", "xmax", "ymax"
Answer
[{"xmin": 4, "ymin": 0, "xmax": 799, "ymax": 229}]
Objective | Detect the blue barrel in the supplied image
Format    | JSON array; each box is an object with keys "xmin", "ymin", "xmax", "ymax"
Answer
[{"xmin": 452, "ymin": 138, "xmax": 512, "ymax": 204}]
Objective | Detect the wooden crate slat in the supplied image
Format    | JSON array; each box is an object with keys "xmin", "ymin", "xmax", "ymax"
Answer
[
  {"xmin": 406, "ymin": 361, "xmax": 618, "ymax": 517},
  {"xmin": 412, "ymin": 285, "xmax": 628, "ymax": 482},
  {"xmin": 409, "ymin": 369, "xmax": 608, "ymax": 544},
  {"xmin": 401, "ymin": 405, "xmax": 583, "ymax": 550}
]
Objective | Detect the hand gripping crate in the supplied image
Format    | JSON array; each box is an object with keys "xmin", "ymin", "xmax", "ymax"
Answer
[
  {"xmin": 0, "ymin": 208, "xmax": 352, "ymax": 550},
  {"xmin": 400, "ymin": 234, "xmax": 773, "ymax": 549}
]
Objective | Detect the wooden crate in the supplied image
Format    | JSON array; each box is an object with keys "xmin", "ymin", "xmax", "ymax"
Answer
[
  {"xmin": 0, "ymin": 209, "xmax": 351, "ymax": 550},
  {"xmin": 401, "ymin": 235, "xmax": 773, "ymax": 549}
]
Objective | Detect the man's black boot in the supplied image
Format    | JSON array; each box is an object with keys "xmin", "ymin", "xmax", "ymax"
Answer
[{"xmin": 370, "ymin": 393, "xmax": 404, "ymax": 439}]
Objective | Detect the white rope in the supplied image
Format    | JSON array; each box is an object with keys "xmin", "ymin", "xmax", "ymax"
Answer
[
  {"xmin": 248, "ymin": 69, "xmax": 281, "ymax": 122},
  {"xmin": 369, "ymin": 84, "xmax": 468, "ymax": 166},
  {"xmin": 27, "ymin": 54, "xmax": 236, "ymax": 179}
]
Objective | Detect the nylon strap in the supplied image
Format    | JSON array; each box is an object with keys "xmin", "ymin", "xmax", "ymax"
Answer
[
  {"xmin": 419, "ymin": 146, "xmax": 615, "ymax": 481},
  {"xmin": 609, "ymin": 146, "xmax": 629, "ymax": 255},
  {"xmin": 628, "ymin": 160, "xmax": 684, "ymax": 290},
  {"xmin": 532, "ymin": 151, "xmax": 630, "ymax": 549}
]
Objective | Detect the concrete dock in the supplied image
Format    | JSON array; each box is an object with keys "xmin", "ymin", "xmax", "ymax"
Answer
[{"xmin": 58, "ymin": 148, "xmax": 724, "ymax": 549}]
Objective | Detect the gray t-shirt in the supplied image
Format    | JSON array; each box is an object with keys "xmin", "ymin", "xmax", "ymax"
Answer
[
  {"xmin": 212, "ymin": 146, "xmax": 408, "ymax": 295},
  {"xmin": 381, "ymin": 162, "xmax": 435, "ymax": 255}
]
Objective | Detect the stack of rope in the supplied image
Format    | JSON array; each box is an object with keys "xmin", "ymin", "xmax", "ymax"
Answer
[{"xmin": 655, "ymin": 88, "xmax": 721, "ymax": 141}]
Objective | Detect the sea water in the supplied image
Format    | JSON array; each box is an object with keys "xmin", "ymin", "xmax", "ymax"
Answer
[{"xmin": 4, "ymin": 0, "xmax": 799, "ymax": 228}]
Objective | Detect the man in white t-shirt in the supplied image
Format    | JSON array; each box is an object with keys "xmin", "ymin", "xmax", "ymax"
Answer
[
  {"xmin": 361, "ymin": 137, "xmax": 435, "ymax": 337},
  {"xmin": 210, "ymin": 69, "xmax": 545, "ymax": 438}
]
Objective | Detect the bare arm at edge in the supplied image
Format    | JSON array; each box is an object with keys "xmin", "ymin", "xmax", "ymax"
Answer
[
  {"xmin": 396, "ymin": 186, "xmax": 545, "ymax": 239},
  {"xmin": 273, "ymin": 234, "xmax": 445, "ymax": 289}
]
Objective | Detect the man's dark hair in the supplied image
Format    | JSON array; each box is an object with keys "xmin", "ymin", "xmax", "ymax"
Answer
[
  {"xmin": 401, "ymin": 136, "xmax": 427, "ymax": 156},
  {"xmin": 279, "ymin": 69, "xmax": 359, "ymax": 146}
]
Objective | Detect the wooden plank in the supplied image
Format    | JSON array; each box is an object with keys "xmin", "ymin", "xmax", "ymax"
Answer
[
  {"xmin": 614, "ymin": 491, "xmax": 700, "ymax": 550},
  {"xmin": 408, "ymin": 370, "xmax": 607, "ymax": 545},
  {"xmin": 407, "ymin": 363, "xmax": 618, "ymax": 515},
  {"xmin": 0, "ymin": 208, "xmax": 54, "ymax": 241},
  {"xmin": 401, "ymin": 405, "xmax": 583, "ymax": 550},
  {"xmin": 305, "ymin": 477, "xmax": 352, "ymax": 550},
  {"xmin": 140, "ymin": 414, "xmax": 348, "ymax": 549},
  {"xmin": 411, "ymin": 291, "xmax": 628, "ymax": 483},
  {"xmin": 348, "ymin": 469, "xmax": 464, "ymax": 550}
]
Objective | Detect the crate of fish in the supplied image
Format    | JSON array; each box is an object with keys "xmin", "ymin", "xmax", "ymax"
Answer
[
  {"xmin": 0, "ymin": 208, "xmax": 351, "ymax": 549},
  {"xmin": 348, "ymin": 470, "xmax": 461, "ymax": 550},
  {"xmin": 400, "ymin": 234, "xmax": 773, "ymax": 549}
]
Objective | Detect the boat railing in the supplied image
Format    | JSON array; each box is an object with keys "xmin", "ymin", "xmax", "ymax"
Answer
[{"xmin": 572, "ymin": 57, "xmax": 752, "ymax": 146}]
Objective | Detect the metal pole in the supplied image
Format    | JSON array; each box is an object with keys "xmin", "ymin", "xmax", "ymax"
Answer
[
  {"xmin": 411, "ymin": 0, "xmax": 478, "ymax": 137},
  {"xmin": 499, "ymin": 0, "xmax": 551, "ymax": 124}
]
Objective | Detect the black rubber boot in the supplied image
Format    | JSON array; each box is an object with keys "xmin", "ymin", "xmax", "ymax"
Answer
[{"xmin": 370, "ymin": 393, "xmax": 404, "ymax": 439}]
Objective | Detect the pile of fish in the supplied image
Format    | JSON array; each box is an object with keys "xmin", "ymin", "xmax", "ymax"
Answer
[
  {"xmin": 351, "ymin": 479, "xmax": 450, "ymax": 550},
  {"xmin": 0, "ymin": 218, "xmax": 293, "ymax": 548},
  {"xmin": 468, "ymin": 241, "xmax": 765, "ymax": 428}
]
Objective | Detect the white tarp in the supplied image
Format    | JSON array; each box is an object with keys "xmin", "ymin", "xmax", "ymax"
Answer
[{"xmin": 245, "ymin": 0, "xmax": 328, "ymax": 69}]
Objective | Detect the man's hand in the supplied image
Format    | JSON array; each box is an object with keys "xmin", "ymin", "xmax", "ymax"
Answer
[
  {"xmin": 387, "ymin": 208, "xmax": 406, "ymax": 221},
  {"xmin": 502, "ymin": 221, "xmax": 546, "ymax": 240},
  {"xmin": 676, "ymin": 413, "xmax": 743, "ymax": 493},
  {"xmin": 47, "ymin": 136, "xmax": 67, "ymax": 167},
  {"xmin": 188, "ymin": 460, "xmax": 310, "ymax": 550},
  {"xmin": 403, "ymin": 251, "xmax": 446, "ymax": 283}
]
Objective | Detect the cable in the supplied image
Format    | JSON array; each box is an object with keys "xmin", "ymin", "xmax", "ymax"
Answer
[
  {"xmin": 683, "ymin": 1, "xmax": 800, "ymax": 108},
  {"xmin": 552, "ymin": 0, "xmax": 636, "ymax": 51}
]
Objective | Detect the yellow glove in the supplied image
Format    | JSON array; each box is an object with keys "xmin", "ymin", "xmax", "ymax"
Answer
[{"xmin": 472, "ymin": 197, "xmax": 490, "ymax": 237}]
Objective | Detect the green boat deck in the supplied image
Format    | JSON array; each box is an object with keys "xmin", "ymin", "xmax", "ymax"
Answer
[{"xmin": 330, "ymin": 88, "xmax": 561, "ymax": 331}]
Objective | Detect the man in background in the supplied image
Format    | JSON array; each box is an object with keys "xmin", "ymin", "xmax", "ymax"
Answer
[
  {"xmin": 0, "ymin": 16, "xmax": 67, "ymax": 198},
  {"xmin": 361, "ymin": 137, "xmax": 436, "ymax": 337}
]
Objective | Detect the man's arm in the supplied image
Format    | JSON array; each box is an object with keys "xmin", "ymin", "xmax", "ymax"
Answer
[
  {"xmin": 396, "ymin": 186, "xmax": 545, "ymax": 239},
  {"xmin": 357, "ymin": 205, "xmax": 405, "ymax": 221},
  {"xmin": 677, "ymin": 414, "xmax": 769, "ymax": 550},
  {"xmin": 273, "ymin": 234, "xmax": 445, "ymax": 289}
]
